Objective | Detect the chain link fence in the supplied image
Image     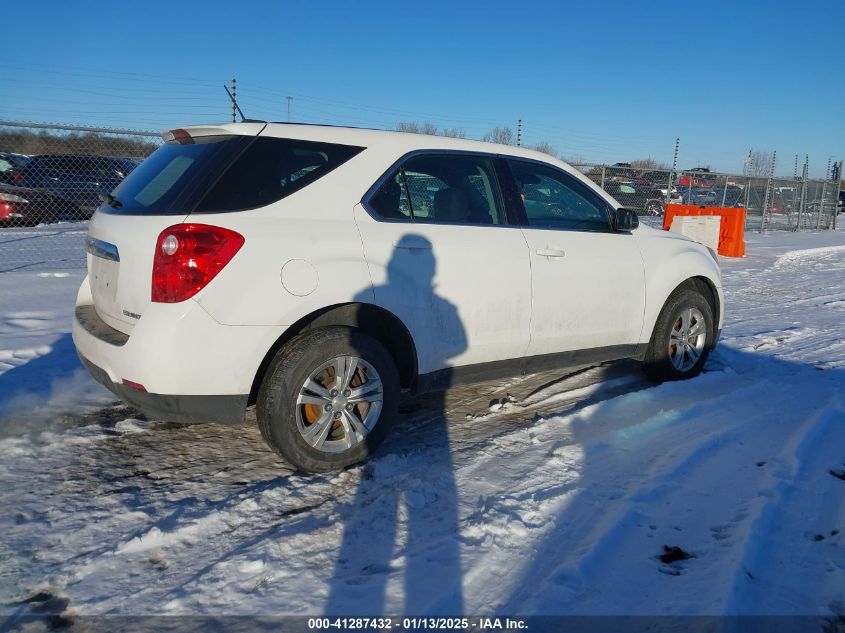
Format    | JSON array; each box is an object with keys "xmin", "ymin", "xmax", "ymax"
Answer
[
  {"xmin": 0, "ymin": 120, "xmax": 841, "ymax": 272},
  {"xmin": 0, "ymin": 121, "xmax": 161, "ymax": 271},
  {"xmin": 573, "ymin": 163, "xmax": 841, "ymax": 231}
]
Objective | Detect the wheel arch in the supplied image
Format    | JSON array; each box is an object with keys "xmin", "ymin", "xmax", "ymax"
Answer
[
  {"xmin": 642, "ymin": 272, "xmax": 722, "ymax": 346},
  {"xmin": 676, "ymin": 276, "xmax": 720, "ymax": 325},
  {"xmin": 248, "ymin": 302, "xmax": 418, "ymax": 406}
]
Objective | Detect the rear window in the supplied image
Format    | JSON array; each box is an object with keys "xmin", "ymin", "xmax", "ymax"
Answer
[{"xmin": 103, "ymin": 135, "xmax": 364, "ymax": 215}]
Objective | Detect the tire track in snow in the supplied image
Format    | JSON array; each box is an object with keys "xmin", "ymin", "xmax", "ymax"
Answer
[
  {"xmin": 721, "ymin": 400, "xmax": 845, "ymax": 615},
  {"xmin": 491, "ymin": 364, "xmax": 843, "ymax": 615},
  {"xmin": 460, "ymin": 371, "xmax": 777, "ymax": 614}
]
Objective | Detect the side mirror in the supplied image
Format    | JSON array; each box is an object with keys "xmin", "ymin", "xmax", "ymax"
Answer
[{"xmin": 615, "ymin": 207, "xmax": 639, "ymax": 231}]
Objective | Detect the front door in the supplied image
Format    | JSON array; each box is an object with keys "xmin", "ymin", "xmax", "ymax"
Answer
[{"xmin": 504, "ymin": 158, "xmax": 646, "ymax": 356}]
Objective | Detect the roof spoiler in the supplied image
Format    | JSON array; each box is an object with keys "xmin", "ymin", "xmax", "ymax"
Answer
[{"xmin": 161, "ymin": 122, "xmax": 267, "ymax": 143}]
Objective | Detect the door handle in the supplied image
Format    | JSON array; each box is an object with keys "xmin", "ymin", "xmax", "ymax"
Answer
[
  {"xmin": 396, "ymin": 237, "xmax": 432, "ymax": 251},
  {"xmin": 536, "ymin": 248, "xmax": 566, "ymax": 258}
]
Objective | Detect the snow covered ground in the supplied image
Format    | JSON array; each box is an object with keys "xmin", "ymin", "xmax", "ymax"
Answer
[{"xmin": 1, "ymin": 225, "xmax": 844, "ymax": 621}]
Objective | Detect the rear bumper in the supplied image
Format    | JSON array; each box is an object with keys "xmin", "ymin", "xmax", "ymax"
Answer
[
  {"xmin": 72, "ymin": 274, "xmax": 285, "ymax": 424},
  {"xmin": 78, "ymin": 352, "xmax": 247, "ymax": 425},
  {"xmin": 79, "ymin": 354, "xmax": 249, "ymax": 425}
]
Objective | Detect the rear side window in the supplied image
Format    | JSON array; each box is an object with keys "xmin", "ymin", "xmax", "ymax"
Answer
[
  {"xmin": 196, "ymin": 137, "xmax": 363, "ymax": 213},
  {"xmin": 104, "ymin": 135, "xmax": 364, "ymax": 215}
]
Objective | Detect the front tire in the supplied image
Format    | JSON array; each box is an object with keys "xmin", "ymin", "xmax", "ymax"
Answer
[
  {"xmin": 257, "ymin": 327, "xmax": 399, "ymax": 473},
  {"xmin": 641, "ymin": 288, "xmax": 714, "ymax": 382}
]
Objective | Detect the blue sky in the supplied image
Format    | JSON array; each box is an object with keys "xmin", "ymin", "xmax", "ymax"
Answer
[{"xmin": 1, "ymin": 0, "xmax": 842, "ymax": 176}]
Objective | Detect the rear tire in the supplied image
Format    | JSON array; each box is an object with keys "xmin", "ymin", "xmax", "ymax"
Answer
[
  {"xmin": 257, "ymin": 327, "xmax": 400, "ymax": 473},
  {"xmin": 641, "ymin": 288, "xmax": 714, "ymax": 382}
]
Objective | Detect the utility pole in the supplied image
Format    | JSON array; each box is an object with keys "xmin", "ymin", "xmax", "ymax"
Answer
[
  {"xmin": 516, "ymin": 119, "xmax": 522, "ymax": 147},
  {"xmin": 760, "ymin": 150, "xmax": 776, "ymax": 232},
  {"xmin": 231, "ymin": 77, "xmax": 237, "ymax": 123},
  {"xmin": 287, "ymin": 96, "xmax": 292, "ymax": 123},
  {"xmin": 668, "ymin": 137, "xmax": 680, "ymax": 202},
  {"xmin": 798, "ymin": 155, "xmax": 808, "ymax": 231},
  {"xmin": 833, "ymin": 161, "xmax": 842, "ymax": 230},
  {"xmin": 743, "ymin": 149, "xmax": 753, "ymax": 213}
]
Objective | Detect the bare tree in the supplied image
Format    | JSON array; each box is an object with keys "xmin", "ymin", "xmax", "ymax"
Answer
[
  {"xmin": 419, "ymin": 122, "xmax": 438, "ymax": 136},
  {"xmin": 0, "ymin": 129, "xmax": 158, "ymax": 159},
  {"xmin": 630, "ymin": 157, "xmax": 670, "ymax": 170},
  {"xmin": 747, "ymin": 150, "xmax": 773, "ymax": 177},
  {"xmin": 531, "ymin": 141, "xmax": 557, "ymax": 156},
  {"xmin": 440, "ymin": 127, "xmax": 465, "ymax": 138},
  {"xmin": 560, "ymin": 153, "xmax": 587, "ymax": 166},
  {"xmin": 482, "ymin": 127, "xmax": 515, "ymax": 145},
  {"xmin": 396, "ymin": 121, "xmax": 421, "ymax": 134},
  {"xmin": 396, "ymin": 121, "xmax": 439, "ymax": 135}
]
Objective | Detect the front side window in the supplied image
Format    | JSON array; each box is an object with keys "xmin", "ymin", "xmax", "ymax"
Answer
[
  {"xmin": 508, "ymin": 160, "xmax": 610, "ymax": 231},
  {"xmin": 367, "ymin": 153, "xmax": 504, "ymax": 225}
]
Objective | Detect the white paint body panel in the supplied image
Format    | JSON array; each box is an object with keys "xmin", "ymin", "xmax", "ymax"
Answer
[
  {"xmin": 521, "ymin": 229, "xmax": 645, "ymax": 354},
  {"xmin": 72, "ymin": 274, "xmax": 283, "ymax": 395}
]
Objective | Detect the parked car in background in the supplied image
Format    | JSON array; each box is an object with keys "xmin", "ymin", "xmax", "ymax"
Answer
[
  {"xmin": 678, "ymin": 168, "xmax": 717, "ymax": 188},
  {"xmin": 0, "ymin": 152, "xmax": 31, "ymax": 185},
  {"xmin": 608, "ymin": 162, "xmax": 638, "ymax": 179},
  {"xmin": 0, "ymin": 182, "xmax": 80, "ymax": 226},
  {"xmin": 679, "ymin": 185, "xmax": 744, "ymax": 208},
  {"xmin": 635, "ymin": 170, "xmax": 672, "ymax": 187},
  {"xmin": 73, "ymin": 123, "xmax": 723, "ymax": 472},
  {"xmin": 11, "ymin": 155, "xmax": 139, "ymax": 219},
  {"xmin": 602, "ymin": 180, "xmax": 679, "ymax": 214}
]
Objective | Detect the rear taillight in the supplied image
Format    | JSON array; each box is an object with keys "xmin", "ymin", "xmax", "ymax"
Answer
[
  {"xmin": 164, "ymin": 128, "xmax": 195, "ymax": 145},
  {"xmin": 12, "ymin": 171, "xmax": 25, "ymax": 182},
  {"xmin": 151, "ymin": 224, "xmax": 244, "ymax": 303}
]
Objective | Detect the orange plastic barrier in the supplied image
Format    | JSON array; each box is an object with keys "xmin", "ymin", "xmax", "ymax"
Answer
[{"xmin": 662, "ymin": 204, "xmax": 746, "ymax": 258}]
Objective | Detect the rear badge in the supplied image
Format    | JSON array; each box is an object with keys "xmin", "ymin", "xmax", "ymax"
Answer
[{"xmin": 122, "ymin": 310, "xmax": 141, "ymax": 320}]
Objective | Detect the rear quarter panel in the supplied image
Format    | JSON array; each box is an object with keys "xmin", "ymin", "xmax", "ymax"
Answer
[{"xmin": 190, "ymin": 149, "xmax": 390, "ymax": 327}]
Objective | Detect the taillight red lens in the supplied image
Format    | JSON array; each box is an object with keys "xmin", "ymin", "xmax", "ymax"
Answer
[
  {"xmin": 151, "ymin": 224, "xmax": 244, "ymax": 303},
  {"xmin": 12, "ymin": 171, "xmax": 25, "ymax": 182},
  {"xmin": 170, "ymin": 128, "xmax": 195, "ymax": 145}
]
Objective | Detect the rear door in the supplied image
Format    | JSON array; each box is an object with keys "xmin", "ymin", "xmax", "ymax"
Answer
[
  {"xmin": 355, "ymin": 152, "xmax": 531, "ymax": 376},
  {"xmin": 502, "ymin": 158, "xmax": 646, "ymax": 356}
]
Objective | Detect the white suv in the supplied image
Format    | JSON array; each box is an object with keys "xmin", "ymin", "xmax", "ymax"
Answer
[{"xmin": 72, "ymin": 123, "xmax": 723, "ymax": 472}]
